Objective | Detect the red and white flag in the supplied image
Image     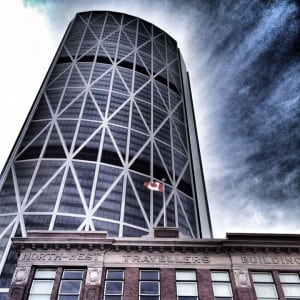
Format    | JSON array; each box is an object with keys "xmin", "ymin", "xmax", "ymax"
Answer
[{"xmin": 144, "ymin": 181, "xmax": 164, "ymax": 192}]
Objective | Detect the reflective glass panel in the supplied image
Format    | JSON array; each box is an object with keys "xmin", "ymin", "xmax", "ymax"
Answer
[
  {"xmin": 212, "ymin": 283, "xmax": 232, "ymax": 297},
  {"xmin": 140, "ymin": 282, "xmax": 159, "ymax": 294},
  {"xmin": 255, "ymin": 284, "xmax": 277, "ymax": 297},
  {"xmin": 30, "ymin": 280, "xmax": 54, "ymax": 294},
  {"xmin": 140, "ymin": 270, "xmax": 159, "ymax": 280},
  {"xmin": 35, "ymin": 269, "xmax": 56, "ymax": 279},
  {"xmin": 59, "ymin": 280, "xmax": 81, "ymax": 294},
  {"xmin": 252, "ymin": 273, "xmax": 273, "ymax": 282},
  {"xmin": 105, "ymin": 281, "xmax": 123, "ymax": 294},
  {"xmin": 211, "ymin": 271, "xmax": 230, "ymax": 282},
  {"xmin": 282, "ymin": 284, "xmax": 300, "ymax": 297},
  {"xmin": 176, "ymin": 271, "xmax": 196, "ymax": 281},
  {"xmin": 279, "ymin": 273, "xmax": 300, "ymax": 283},
  {"xmin": 176, "ymin": 282, "xmax": 197, "ymax": 296}
]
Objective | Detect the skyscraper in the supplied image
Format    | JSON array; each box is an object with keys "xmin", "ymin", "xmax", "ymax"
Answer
[{"xmin": 0, "ymin": 11, "xmax": 211, "ymax": 291}]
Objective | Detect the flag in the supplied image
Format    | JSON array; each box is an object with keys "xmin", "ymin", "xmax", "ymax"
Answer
[{"xmin": 144, "ymin": 181, "xmax": 164, "ymax": 192}]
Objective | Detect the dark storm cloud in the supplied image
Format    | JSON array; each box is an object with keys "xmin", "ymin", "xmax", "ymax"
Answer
[{"xmin": 24, "ymin": 0, "xmax": 300, "ymax": 236}]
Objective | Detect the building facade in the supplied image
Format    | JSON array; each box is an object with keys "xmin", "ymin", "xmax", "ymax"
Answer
[
  {"xmin": 0, "ymin": 11, "xmax": 212, "ymax": 294},
  {"xmin": 9, "ymin": 230, "xmax": 300, "ymax": 300}
]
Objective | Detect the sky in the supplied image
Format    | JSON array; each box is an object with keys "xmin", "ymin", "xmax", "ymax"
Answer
[{"xmin": 0, "ymin": 0, "xmax": 299, "ymax": 238}]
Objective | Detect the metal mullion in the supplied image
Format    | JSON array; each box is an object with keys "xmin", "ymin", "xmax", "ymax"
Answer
[
  {"xmin": 71, "ymin": 124, "xmax": 104, "ymax": 157},
  {"xmin": 21, "ymin": 120, "xmax": 57, "ymax": 208},
  {"xmin": 119, "ymin": 222, "xmax": 149, "ymax": 233},
  {"xmin": 107, "ymin": 97, "xmax": 131, "ymax": 122},
  {"xmin": 48, "ymin": 164, "xmax": 70, "ymax": 231},
  {"xmin": 0, "ymin": 216, "xmax": 19, "ymax": 274},
  {"xmin": 127, "ymin": 173, "xmax": 150, "ymax": 228},
  {"xmin": 153, "ymin": 189, "xmax": 175, "ymax": 227},
  {"xmin": 55, "ymin": 89, "xmax": 86, "ymax": 118},
  {"xmin": 105, "ymin": 127, "xmax": 125, "ymax": 166},
  {"xmin": 21, "ymin": 43, "xmax": 75, "ymax": 208},
  {"xmin": 152, "ymin": 78, "xmax": 169, "ymax": 111},
  {"xmin": 47, "ymin": 63, "xmax": 73, "ymax": 88},
  {"xmin": 0, "ymin": 216, "xmax": 16, "ymax": 240},
  {"xmin": 23, "ymin": 162, "xmax": 66, "ymax": 212},
  {"xmin": 176, "ymin": 194, "xmax": 196, "ymax": 238},
  {"xmin": 131, "ymin": 100, "xmax": 151, "ymax": 133},
  {"xmin": 127, "ymin": 139, "xmax": 151, "ymax": 170},
  {"xmin": 14, "ymin": 119, "xmax": 51, "ymax": 159},
  {"xmin": 11, "ymin": 165, "xmax": 26, "ymax": 236},
  {"xmin": 152, "ymin": 140, "xmax": 172, "ymax": 182},
  {"xmin": 68, "ymin": 163, "xmax": 89, "ymax": 214},
  {"xmin": 171, "ymin": 117, "xmax": 188, "ymax": 155},
  {"xmin": 116, "ymin": 15, "xmax": 128, "ymax": 238},
  {"xmin": 167, "ymin": 86, "xmax": 187, "ymax": 232},
  {"xmin": 91, "ymin": 169, "xmax": 125, "ymax": 216}
]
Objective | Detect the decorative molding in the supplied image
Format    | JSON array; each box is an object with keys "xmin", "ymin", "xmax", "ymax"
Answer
[
  {"xmin": 233, "ymin": 269, "xmax": 251, "ymax": 288},
  {"xmin": 86, "ymin": 268, "xmax": 102, "ymax": 285},
  {"xmin": 11, "ymin": 267, "xmax": 30, "ymax": 285}
]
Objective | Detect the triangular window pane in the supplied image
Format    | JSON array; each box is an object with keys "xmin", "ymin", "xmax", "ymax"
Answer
[
  {"xmin": 153, "ymin": 146, "xmax": 169, "ymax": 182},
  {"xmin": 129, "ymin": 142, "xmax": 151, "ymax": 174},
  {"xmin": 108, "ymin": 125, "xmax": 128, "ymax": 160},
  {"xmin": 44, "ymin": 126, "xmax": 66, "ymax": 158},
  {"xmin": 131, "ymin": 102, "xmax": 149, "ymax": 134},
  {"xmin": 14, "ymin": 160, "xmax": 37, "ymax": 203},
  {"xmin": 32, "ymin": 95, "xmax": 52, "ymax": 121},
  {"xmin": 177, "ymin": 198, "xmax": 192, "ymax": 237},
  {"xmin": 112, "ymin": 71, "xmax": 130, "ymax": 95},
  {"xmin": 109, "ymin": 100, "xmax": 130, "ymax": 127},
  {"xmin": 93, "ymin": 165, "xmax": 123, "ymax": 204},
  {"xmin": 94, "ymin": 177, "xmax": 123, "ymax": 221},
  {"xmin": 58, "ymin": 169, "xmax": 86, "ymax": 215},
  {"xmin": 57, "ymin": 119, "xmax": 78, "ymax": 150},
  {"xmin": 129, "ymin": 131, "xmax": 149, "ymax": 162},
  {"xmin": 26, "ymin": 170, "xmax": 63, "ymax": 213},
  {"xmin": 90, "ymin": 89, "xmax": 109, "ymax": 115},
  {"xmin": 82, "ymin": 92, "xmax": 103, "ymax": 121},
  {"xmin": 134, "ymin": 73, "xmax": 150, "ymax": 95},
  {"xmin": 75, "ymin": 128, "xmax": 102, "ymax": 161},
  {"xmin": 59, "ymin": 94, "xmax": 84, "ymax": 119},
  {"xmin": 47, "ymin": 64, "xmax": 71, "ymax": 88},
  {"xmin": 68, "ymin": 67, "xmax": 85, "ymax": 87},
  {"xmin": 59, "ymin": 88, "xmax": 84, "ymax": 113},
  {"xmin": 153, "ymin": 106, "xmax": 168, "ymax": 132},
  {"xmin": 135, "ymin": 99, "xmax": 151, "ymax": 130},
  {"xmin": 46, "ymin": 88, "xmax": 64, "ymax": 113},
  {"xmin": 73, "ymin": 161, "xmax": 96, "ymax": 206},
  {"xmin": 101, "ymin": 130, "xmax": 123, "ymax": 167},
  {"xmin": 124, "ymin": 178, "xmax": 148, "ymax": 228},
  {"xmin": 0, "ymin": 170, "xmax": 17, "ymax": 213},
  {"xmin": 54, "ymin": 215, "xmax": 84, "ymax": 230}
]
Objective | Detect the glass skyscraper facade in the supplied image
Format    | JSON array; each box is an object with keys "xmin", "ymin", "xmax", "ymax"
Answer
[{"xmin": 0, "ymin": 11, "xmax": 211, "ymax": 292}]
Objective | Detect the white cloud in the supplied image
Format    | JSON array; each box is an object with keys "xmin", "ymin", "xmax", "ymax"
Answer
[{"xmin": 0, "ymin": 1, "xmax": 56, "ymax": 171}]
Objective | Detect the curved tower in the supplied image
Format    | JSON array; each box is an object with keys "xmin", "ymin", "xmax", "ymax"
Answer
[{"xmin": 0, "ymin": 11, "xmax": 211, "ymax": 290}]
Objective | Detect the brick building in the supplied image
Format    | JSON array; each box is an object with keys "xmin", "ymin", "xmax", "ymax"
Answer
[{"xmin": 9, "ymin": 229, "xmax": 300, "ymax": 299}]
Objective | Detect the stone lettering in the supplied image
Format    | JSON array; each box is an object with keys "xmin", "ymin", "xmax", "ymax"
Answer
[
  {"xmin": 121, "ymin": 255, "xmax": 212, "ymax": 264},
  {"xmin": 19, "ymin": 252, "xmax": 101, "ymax": 262},
  {"xmin": 241, "ymin": 255, "xmax": 300, "ymax": 265}
]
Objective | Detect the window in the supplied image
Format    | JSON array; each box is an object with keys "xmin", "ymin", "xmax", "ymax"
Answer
[
  {"xmin": 104, "ymin": 269, "xmax": 124, "ymax": 300},
  {"xmin": 211, "ymin": 271, "xmax": 233, "ymax": 300},
  {"xmin": 279, "ymin": 273, "xmax": 300, "ymax": 299},
  {"xmin": 58, "ymin": 269, "xmax": 84, "ymax": 300},
  {"xmin": 176, "ymin": 270, "xmax": 198, "ymax": 300},
  {"xmin": 139, "ymin": 270, "xmax": 160, "ymax": 300},
  {"xmin": 28, "ymin": 269, "xmax": 56, "ymax": 300},
  {"xmin": 252, "ymin": 272, "xmax": 278, "ymax": 300}
]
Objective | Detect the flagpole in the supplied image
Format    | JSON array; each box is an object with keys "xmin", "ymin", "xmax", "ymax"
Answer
[{"xmin": 162, "ymin": 178, "xmax": 166, "ymax": 228}]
